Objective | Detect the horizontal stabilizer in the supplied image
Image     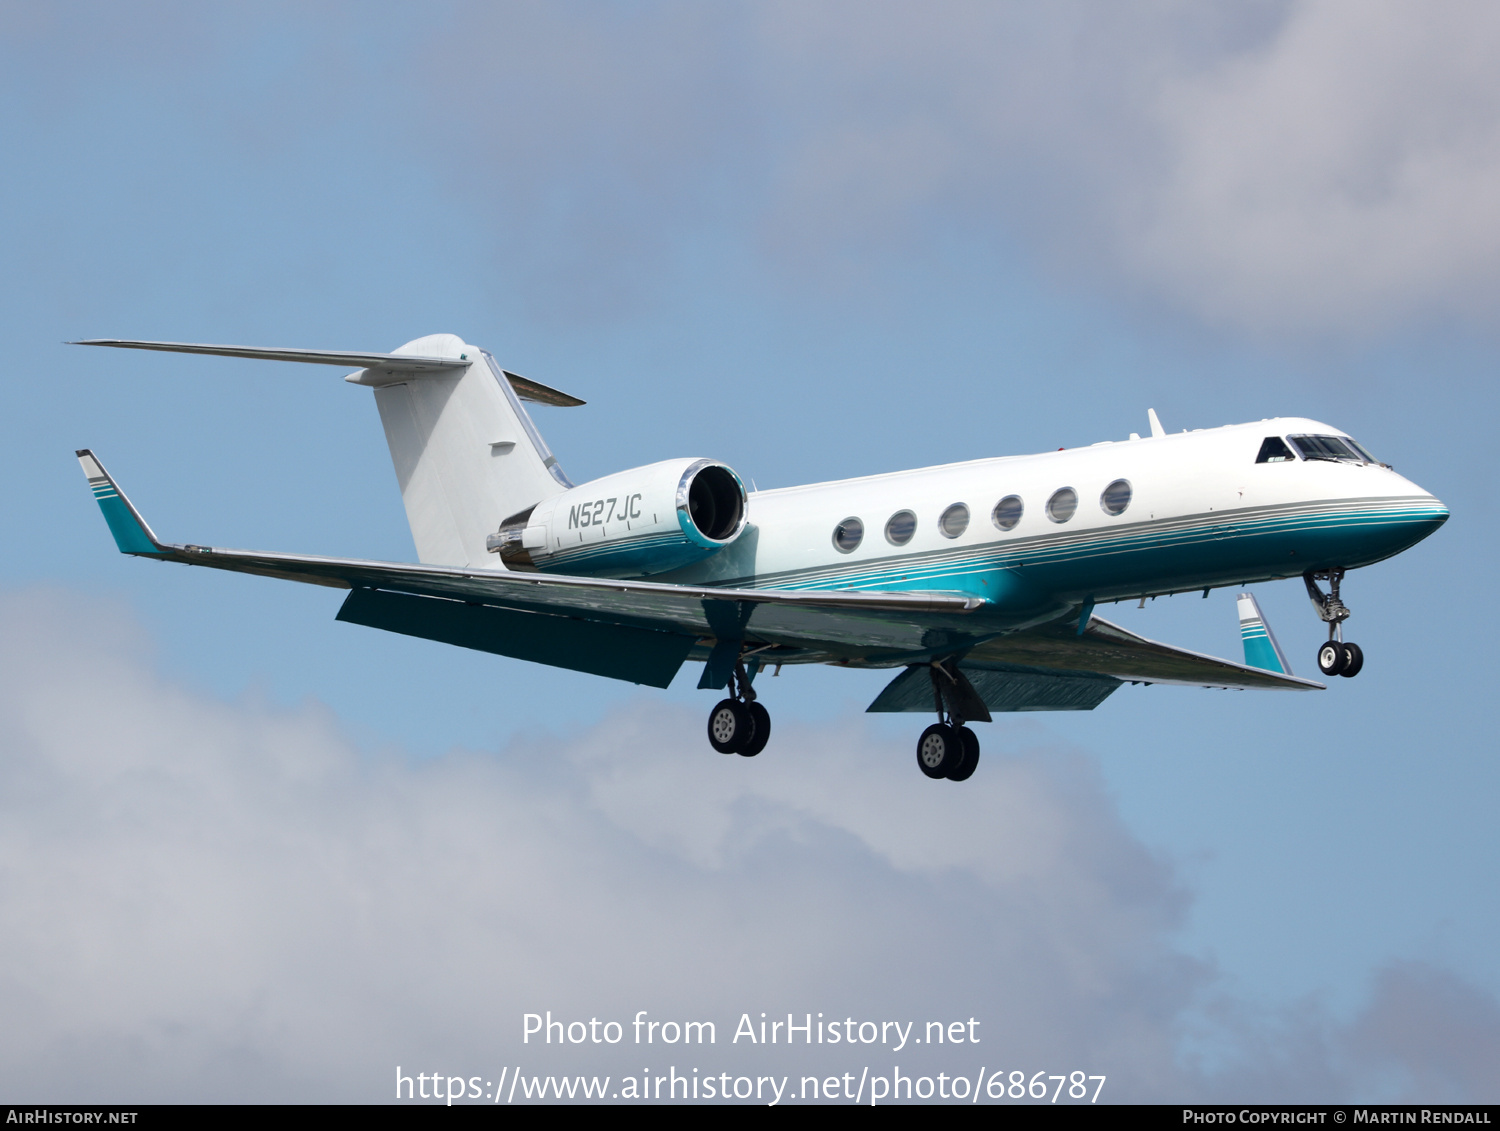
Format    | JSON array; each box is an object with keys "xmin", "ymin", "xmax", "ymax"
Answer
[
  {"xmin": 72, "ymin": 338, "xmax": 470, "ymax": 372},
  {"xmin": 72, "ymin": 339, "xmax": 585, "ymax": 405},
  {"xmin": 496, "ymin": 370, "xmax": 586, "ymax": 407},
  {"xmin": 75, "ymin": 450, "xmax": 166, "ymax": 555}
]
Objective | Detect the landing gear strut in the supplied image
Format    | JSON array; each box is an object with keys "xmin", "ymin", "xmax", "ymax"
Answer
[
  {"xmin": 916, "ymin": 664, "xmax": 981, "ymax": 781},
  {"xmin": 1305, "ymin": 569, "xmax": 1364, "ymax": 678},
  {"xmin": 706, "ymin": 659, "xmax": 770, "ymax": 757}
]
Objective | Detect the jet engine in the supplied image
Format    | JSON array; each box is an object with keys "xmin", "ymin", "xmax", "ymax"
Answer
[{"xmin": 488, "ymin": 458, "xmax": 748, "ymax": 577}]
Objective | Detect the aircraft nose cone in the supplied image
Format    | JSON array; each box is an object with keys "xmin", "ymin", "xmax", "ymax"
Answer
[{"xmin": 1389, "ymin": 494, "xmax": 1449, "ymax": 552}]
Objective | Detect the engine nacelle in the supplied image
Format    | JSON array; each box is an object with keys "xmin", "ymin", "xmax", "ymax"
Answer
[{"xmin": 488, "ymin": 458, "xmax": 748, "ymax": 577}]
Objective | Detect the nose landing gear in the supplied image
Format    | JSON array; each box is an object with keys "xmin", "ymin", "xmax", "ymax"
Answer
[
  {"xmin": 706, "ymin": 659, "xmax": 770, "ymax": 757},
  {"xmin": 1306, "ymin": 569, "xmax": 1364, "ymax": 678}
]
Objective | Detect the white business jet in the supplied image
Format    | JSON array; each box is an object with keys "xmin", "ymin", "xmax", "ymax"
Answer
[{"xmin": 74, "ymin": 334, "xmax": 1448, "ymax": 782}]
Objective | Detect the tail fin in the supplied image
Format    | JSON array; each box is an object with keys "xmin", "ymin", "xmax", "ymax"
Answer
[
  {"xmin": 1237, "ymin": 592, "xmax": 1292, "ymax": 674},
  {"xmin": 354, "ymin": 335, "xmax": 575, "ymax": 567}
]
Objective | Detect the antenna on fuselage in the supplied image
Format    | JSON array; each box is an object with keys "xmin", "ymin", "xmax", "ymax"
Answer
[{"xmin": 1147, "ymin": 408, "xmax": 1166, "ymax": 438}]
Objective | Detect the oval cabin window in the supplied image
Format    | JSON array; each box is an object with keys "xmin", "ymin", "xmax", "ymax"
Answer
[
  {"xmin": 885, "ymin": 510, "xmax": 917, "ymax": 546},
  {"xmin": 992, "ymin": 495, "xmax": 1023, "ymax": 530},
  {"xmin": 832, "ymin": 517, "xmax": 864, "ymax": 553},
  {"xmin": 1046, "ymin": 487, "xmax": 1078, "ymax": 523},
  {"xmin": 1100, "ymin": 479, "xmax": 1132, "ymax": 516},
  {"xmin": 939, "ymin": 503, "xmax": 970, "ymax": 539}
]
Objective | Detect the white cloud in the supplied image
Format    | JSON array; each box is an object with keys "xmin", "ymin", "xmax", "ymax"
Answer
[
  {"xmin": 1130, "ymin": 0, "xmax": 1500, "ymax": 334},
  {"xmin": 0, "ymin": 587, "xmax": 1494, "ymax": 1102},
  {"xmin": 426, "ymin": 1, "xmax": 1500, "ymax": 337},
  {"xmin": 751, "ymin": 0, "xmax": 1500, "ymax": 336}
]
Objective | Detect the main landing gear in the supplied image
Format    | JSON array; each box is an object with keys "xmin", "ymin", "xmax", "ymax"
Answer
[
  {"xmin": 916, "ymin": 664, "xmax": 981, "ymax": 782},
  {"xmin": 706, "ymin": 660, "xmax": 770, "ymax": 757},
  {"xmin": 1305, "ymin": 569, "xmax": 1365, "ymax": 678}
]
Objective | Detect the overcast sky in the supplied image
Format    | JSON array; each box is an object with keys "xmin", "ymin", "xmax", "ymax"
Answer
[{"xmin": 1, "ymin": 1, "xmax": 1497, "ymax": 1103}]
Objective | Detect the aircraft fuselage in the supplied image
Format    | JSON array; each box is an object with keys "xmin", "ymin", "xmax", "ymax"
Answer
[{"xmin": 666, "ymin": 417, "xmax": 1447, "ymax": 623}]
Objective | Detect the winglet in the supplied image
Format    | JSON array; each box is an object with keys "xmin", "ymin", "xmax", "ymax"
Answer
[
  {"xmin": 75, "ymin": 450, "xmax": 167, "ymax": 555},
  {"xmin": 1237, "ymin": 592, "xmax": 1292, "ymax": 675}
]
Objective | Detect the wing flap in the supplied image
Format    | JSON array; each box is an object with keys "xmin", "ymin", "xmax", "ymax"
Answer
[
  {"xmin": 336, "ymin": 588, "xmax": 693, "ymax": 687},
  {"xmin": 868, "ymin": 664, "xmax": 1121, "ymax": 713}
]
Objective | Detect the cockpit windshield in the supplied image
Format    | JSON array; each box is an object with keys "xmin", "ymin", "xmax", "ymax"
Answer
[
  {"xmin": 1256, "ymin": 436, "xmax": 1295, "ymax": 463},
  {"xmin": 1288, "ymin": 434, "xmax": 1382, "ymax": 465}
]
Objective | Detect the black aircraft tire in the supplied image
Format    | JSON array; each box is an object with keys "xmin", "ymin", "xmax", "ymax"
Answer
[
  {"xmin": 947, "ymin": 726, "xmax": 981, "ymax": 782},
  {"xmin": 739, "ymin": 702, "xmax": 771, "ymax": 757},
  {"xmin": 707, "ymin": 699, "xmax": 753, "ymax": 754},
  {"xmin": 1340, "ymin": 642, "xmax": 1364, "ymax": 678},
  {"xmin": 916, "ymin": 723, "xmax": 963, "ymax": 779},
  {"xmin": 1317, "ymin": 640, "xmax": 1347, "ymax": 677}
]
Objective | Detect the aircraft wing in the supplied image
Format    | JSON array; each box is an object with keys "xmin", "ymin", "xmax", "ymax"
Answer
[
  {"xmin": 867, "ymin": 608, "xmax": 1323, "ymax": 716},
  {"xmin": 963, "ymin": 613, "xmax": 1325, "ymax": 691},
  {"xmin": 77, "ymin": 451, "xmax": 986, "ymax": 688}
]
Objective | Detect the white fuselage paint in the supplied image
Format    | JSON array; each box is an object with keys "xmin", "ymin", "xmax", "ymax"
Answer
[{"xmin": 659, "ymin": 418, "xmax": 1446, "ymax": 606}]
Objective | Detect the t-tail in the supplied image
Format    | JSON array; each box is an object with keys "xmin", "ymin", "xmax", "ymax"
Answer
[
  {"xmin": 1237, "ymin": 592, "xmax": 1292, "ymax": 675},
  {"xmin": 72, "ymin": 334, "xmax": 585, "ymax": 568},
  {"xmin": 352, "ymin": 334, "xmax": 577, "ymax": 567}
]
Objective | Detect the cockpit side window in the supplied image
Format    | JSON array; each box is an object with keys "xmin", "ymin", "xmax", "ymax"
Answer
[
  {"xmin": 1288, "ymin": 434, "xmax": 1367, "ymax": 463},
  {"xmin": 1256, "ymin": 436, "xmax": 1296, "ymax": 463}
]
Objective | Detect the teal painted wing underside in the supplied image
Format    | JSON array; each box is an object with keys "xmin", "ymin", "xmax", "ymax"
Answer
[{"xmin": 76, "ymin": 450, "xmax": 1324, "ymax": 699}]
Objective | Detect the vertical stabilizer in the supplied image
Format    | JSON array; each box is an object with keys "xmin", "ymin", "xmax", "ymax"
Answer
[
  {"xmin": 358, "ymin": 335, "xmax": 572, "ymax": 567},
  {"xmin": 1237, "ymin": 592, "xmax": 1292, "ymax": 674}
]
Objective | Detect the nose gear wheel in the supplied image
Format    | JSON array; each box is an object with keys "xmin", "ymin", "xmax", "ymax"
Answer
[{"xmin": 1306, "ymin": 569, "xmax": 1364, "ymax": 679}]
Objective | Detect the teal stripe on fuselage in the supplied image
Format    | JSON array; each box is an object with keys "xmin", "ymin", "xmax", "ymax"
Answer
[
  {"xmin": 540, "ymin": 529, "xmax": 717, "ymax": 577},
  {"xmin": 702, "ymin": 496, "xmax": 1448, "ymax": 608}
]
